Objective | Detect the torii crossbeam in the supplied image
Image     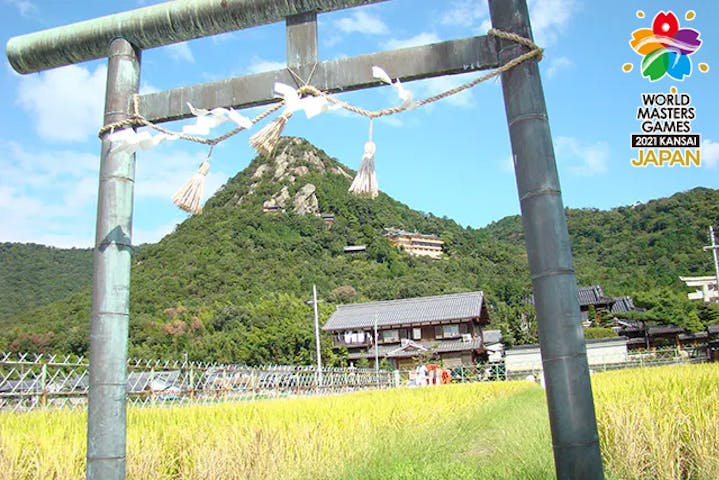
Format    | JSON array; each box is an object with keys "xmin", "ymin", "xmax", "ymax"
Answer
[{"xmin": 6, "ymin": 1, "xmax": 604, "ymax": 479}]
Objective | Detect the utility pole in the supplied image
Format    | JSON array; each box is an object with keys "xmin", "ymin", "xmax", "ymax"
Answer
[
  {"xmin": 311, "ymin": 285, "xmax": 323, "ymax": 388},
  {"xmin": 703, "ymin": 226, "xmax": 719, "ymax": 302}
]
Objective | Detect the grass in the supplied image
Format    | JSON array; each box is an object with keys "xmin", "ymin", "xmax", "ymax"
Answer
[{"xmin": 1, "ymin": 363, "xmax": 717, "ymax": 479}]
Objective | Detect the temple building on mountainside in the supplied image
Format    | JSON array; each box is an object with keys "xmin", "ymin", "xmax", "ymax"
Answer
[
  {"xmin": 383, "ymin": 228, "xmax": 444, "ymax": 258},
  {"xmin": 323, "ymin": 291, "xmax": 500, "ymax": 369}
]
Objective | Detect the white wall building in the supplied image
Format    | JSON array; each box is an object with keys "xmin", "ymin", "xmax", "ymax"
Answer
[{"xmin": 504, "ymin": 337, "xmax": 629, "ymax": 373}]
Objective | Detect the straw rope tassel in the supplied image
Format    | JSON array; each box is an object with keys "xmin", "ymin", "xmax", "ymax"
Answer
[
  {"xmin": 249, "ymin": 110, "xmax": 293, "ymax": 157},
  {"xmin": 349, "ymin": 119, "xmax": 378, "ymax": 198},
  {"xmin": 172, "ymin": 158, "xmax": 211, "ymax": 215}
]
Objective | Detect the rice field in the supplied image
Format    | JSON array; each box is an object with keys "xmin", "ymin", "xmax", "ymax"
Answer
[{"xmin": 1, "ymin": 363, "xmax": 717, "ymax": 479}]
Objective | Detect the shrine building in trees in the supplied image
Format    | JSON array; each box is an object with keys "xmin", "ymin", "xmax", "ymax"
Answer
[
  {"xmin": 323, "ymin": 291, "xmax": 496, "ymax": 369},
  {"xmin": 383, "ymin": 228, "xmax": 444, "ymax": 258}
]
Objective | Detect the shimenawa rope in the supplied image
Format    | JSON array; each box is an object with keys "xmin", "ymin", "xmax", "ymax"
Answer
[{"xmin": 97, "ymin": 29, "xmax": 542, "ymax": 213}]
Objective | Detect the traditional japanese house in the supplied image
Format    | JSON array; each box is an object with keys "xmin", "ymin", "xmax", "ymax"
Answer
[
  {"xmin": 530, "ymin": 285, "xmax": 638, "ymax": 325},
  {"xmin": 323, "ymin": 291, "xmax": 493, "ymax": 369}
]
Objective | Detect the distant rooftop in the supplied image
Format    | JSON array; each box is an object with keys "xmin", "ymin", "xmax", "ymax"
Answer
[
  {"xmin": 323, "ymin": 291, "xmax": 486, "ymax": 331},
  {"xmin": 383, "ymin": 227, "xmax": 442, "ymax": 240},
  {"xmin": 529, "ymin": 285, "xmax": 631, "ymax": 310},
  {"xmin": 610, "ymin": 296, "xmax": 636, "ymax": 314}
]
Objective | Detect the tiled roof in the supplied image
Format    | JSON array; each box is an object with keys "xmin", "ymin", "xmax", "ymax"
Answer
[
  {"xmin": 610, "ymin": 296, "xmax": 636, "ymax": 313},
  {"xmin": 647, "ymin": 325, "xmax": 684, "ymax": 336},
  {"xmin": 528, "ymin": 285, "xmax": 619, "ymax": 308},
  {"xmin": 383, "ymin": 227, "xmax": 442, "ymax": 240},
  {"xmin": 577, "ymin": 285, "xmax": 613, "ymax": 306},
  {"xmin": 323, "ymin": 291, "xmax": 485, "ymax": 331}
]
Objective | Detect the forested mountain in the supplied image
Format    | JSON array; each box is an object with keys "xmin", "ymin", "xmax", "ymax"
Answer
[
  {"xmin": 0, "ymin": 243, "xmax": 92, "ymax": 320},
  {"xmin": 1, "ymin": 137, "xmax": 717, "ymax": 362},
  {"xmin": 485, "ymin": 187, "xmax": 719, "ymax": 293}
]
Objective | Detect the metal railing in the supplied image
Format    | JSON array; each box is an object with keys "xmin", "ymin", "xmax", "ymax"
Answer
[{"xmin": 0, "ymin": 352, "xmax": 394, "ymax": 412}]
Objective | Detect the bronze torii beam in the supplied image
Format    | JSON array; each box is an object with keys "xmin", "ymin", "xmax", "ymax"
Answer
[{"xmin": 5, "ymin": 1, "xmax": 604, "ymax": 479}]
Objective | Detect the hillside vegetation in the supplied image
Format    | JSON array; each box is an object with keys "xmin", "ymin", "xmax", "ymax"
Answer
[
  {"xmin": 1, "ymin": 137, "xmax": 717, "ymax": 361},
  {"xmin": 0, "ymin": 243, "xmax": 92, "ymax": 320}
]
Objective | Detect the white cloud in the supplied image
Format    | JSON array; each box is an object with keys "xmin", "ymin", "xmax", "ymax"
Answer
[
  {"xmin": 211, "ymin": 32, "xmax": 237, "ymax": 45},
  {"xmin": 438, "ymin": 0, "xmax": 577, "ymax": 47},
  {"xmin": 554, "ymin": 136, "xmax": 609, "ymax": 176},
  {"xmin": 528, "ymin": 0, "xmax": 577, "ymax": 47},
  {"xmin": 139, "ymin": 82, "xmax": 159, "ymax": 95},
  {"xmin": 247, "ymin": 57, "xmax": 285, "ymax": 74},
  {"xmin": 16, "ymin": 64, "xmax": 107, "ymax": 142},
  {"xmin": 702, "ymin": 139, "xmax": 719, "ymax": 169},
  {"xmin": 500, "ymin": 154, "xmax": 515, "ymax": 173},
  {"xmin": 386, "ymin": 32, "xmax": 441, "ymax": 50},
  {"xmin": 165, "ymin": 42, "xmax": 195, "ymax": 63},
  {"xmin": 4, "ymin": 0, "xmax": 35, "ymax": 16},
  {"xmin": 545, "ymin": 56, "xmax": 573, "ymax": 79},
  {"xmin": 134, "ymin": 147, "xmax": 229, "ymax": 201},
  {"xmin": 334, "ymin": 10, "xmax": 388, "ymax": 35},
  {"xmin": 416, "ymin": 75, "xmax": 476, "ymax": 108},
  {"xmin": 0, "ymin": 139, "xmax": 231, "ymax": 248},
  {"xmin": 440, "ymin": 0, "xmax": 489, "ymax": 28},
  {"xmin": 0, "ymin": 141, "xmax": 100, "ymax": 247},
  {"xmin": 478, "ymin": 19, "xmax": 492, "ymax": 35}
]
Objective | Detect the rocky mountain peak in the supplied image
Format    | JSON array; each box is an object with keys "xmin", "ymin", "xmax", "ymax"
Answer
[{"xmin": 226, "ymin": 137, "xmax": 353, "ymax": 215}]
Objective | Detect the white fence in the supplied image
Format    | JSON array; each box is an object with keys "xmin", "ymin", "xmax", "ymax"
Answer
[
  {"xmin": 1, "ymin": 347, "xmax": 707, "ymax": 412},
  {"xmin": 0, "ymin": 352, "xmax": 394, "ymax": 412}
]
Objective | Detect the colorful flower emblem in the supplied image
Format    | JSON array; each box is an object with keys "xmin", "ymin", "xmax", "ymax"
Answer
[{"xmin": 630, "ymin": 11, "xmax": 702, "ymax": 81}]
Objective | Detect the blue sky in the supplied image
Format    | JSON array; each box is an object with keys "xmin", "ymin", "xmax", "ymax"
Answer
[{"xmin": 1, "ymin": 0, "xmax": 717, "ymax": 248}]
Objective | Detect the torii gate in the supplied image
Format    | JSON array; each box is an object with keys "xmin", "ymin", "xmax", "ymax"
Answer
[{"xmin": 6, "ymin": 1, "xmax": 604, "ymax": 478}]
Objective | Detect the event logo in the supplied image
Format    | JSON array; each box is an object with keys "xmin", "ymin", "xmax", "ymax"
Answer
[
  {"xmin": 623, "ymin": 10, "xmax": 708, "ymax": 82},
  {"xmin": 630, "ymin": 86, "xmax": 700, "ymax": 167},
  {"xmin": 625, "ymin": 10, "xmax": 709, "ymax": 168}
]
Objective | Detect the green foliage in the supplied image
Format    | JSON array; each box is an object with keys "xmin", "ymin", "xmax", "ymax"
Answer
[
  {"xmin": 1, "ymin": 137, "xmax": 717, "ymax": 361},
  {"xmin": 584, "ymin": 327, "xmax": 618, "ymax": 340},
  {"xmin": 485, "ymin": 187, "xmax": 719, "ymax": 296},
  {"xmin": 698, "ymin": 303, "xmax": 719, "ymax": 326},
  {"xmin": 0, "ymin": 243, "xmax": 92, "ymax": 321},
  {"xmin": 355, "ymin": 357, "xmax": 370, "ymax": 369},
  {"xmin": 490, "ymin": 301, "xmax": 537, "ymax": 346},
  {"xmin": 629, "ymin": 287, "xmax": 704, "ymax": 332}
]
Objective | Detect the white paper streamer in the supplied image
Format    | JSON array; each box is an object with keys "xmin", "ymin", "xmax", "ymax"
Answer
[
  {"xmin": 274, "ymin": 82, "xmax": 329, "ymax": 119},
  {"xmin": 108, "ymin": 128, "xmax": 177, "ymax": 154},
  {"xmin": 372, "ymin": 65, "xmax": 415, "ymax": 108}
]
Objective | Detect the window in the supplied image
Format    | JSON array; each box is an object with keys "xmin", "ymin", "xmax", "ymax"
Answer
[
  {"xmin": 442, "ymin": 324, "xmax": 460, "ymax": 338},
  {"xmin": 382, "ymin": 329, "xmax": 399, "ymax": 342},
  {"xmin": 343, "ymin": 331, "xmax": 366, "ymax": 344},
  {"xmin": 412, "ymin": 328, "xmax": 422, "ymax": 340}
]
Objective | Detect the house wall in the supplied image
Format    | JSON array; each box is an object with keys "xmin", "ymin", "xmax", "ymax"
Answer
[
  {"xmin": 505, "ymin": 338, "xmax": 628, "ymax": 372},
  {"xmin": 439, "ymin": 352, "xmax": 471, "ymax": 368}
]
